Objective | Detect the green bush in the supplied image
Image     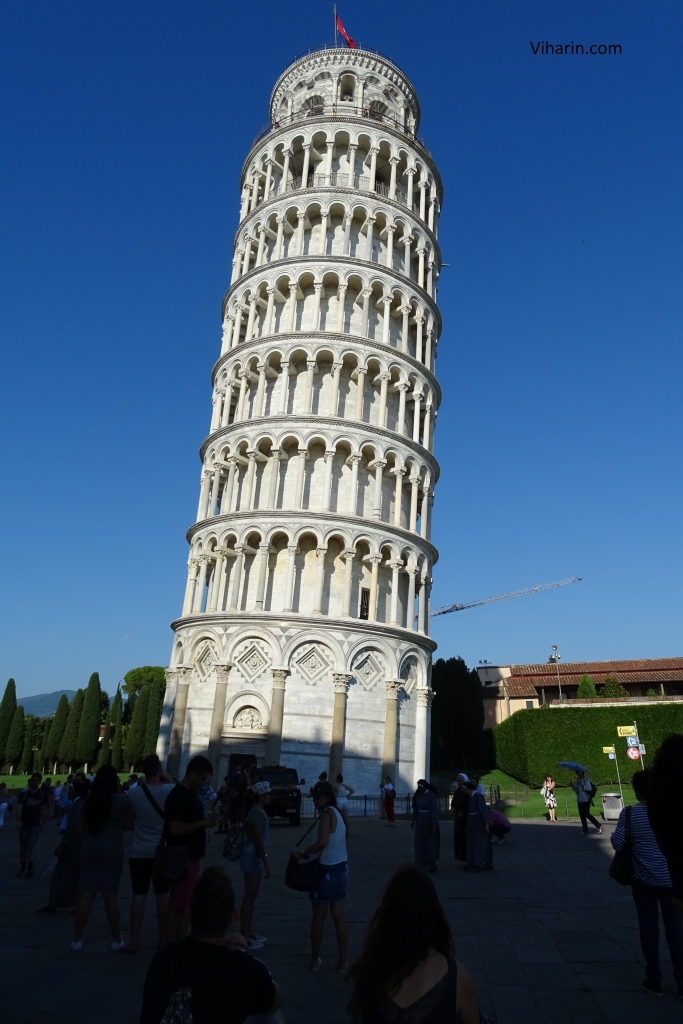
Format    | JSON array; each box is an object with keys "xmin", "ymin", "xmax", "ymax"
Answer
[{"xmin": 494, "ymin": 703, "xmax": 683, "ymax": 786}]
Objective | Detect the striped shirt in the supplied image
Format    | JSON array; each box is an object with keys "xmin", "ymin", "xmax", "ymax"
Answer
[{"xmin": 611, "ymin": 804, "xmax": 671, "ymax": 888}]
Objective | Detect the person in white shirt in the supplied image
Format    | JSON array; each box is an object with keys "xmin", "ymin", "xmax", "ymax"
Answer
[
  {"xmin": 123, "ymin": 754, "xmax": 175, "ymax": 953},
  {"xmin": 571, "ymin": 770, "xmax": 602, "ymax": 835}
]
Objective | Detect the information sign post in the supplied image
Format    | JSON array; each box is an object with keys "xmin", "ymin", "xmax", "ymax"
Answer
[{"xmin": 603, "ymin": 745, "xmax": 623, "ymax": 801}]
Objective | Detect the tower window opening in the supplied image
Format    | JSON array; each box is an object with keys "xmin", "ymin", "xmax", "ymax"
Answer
[{"xmin": 359, "ymin": 588, "xmax": 370, "ymax": 620}]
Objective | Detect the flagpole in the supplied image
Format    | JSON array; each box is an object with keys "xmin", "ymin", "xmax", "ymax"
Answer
[{"xmin": 334, "ymin": 5, "xmax": 338, "ymax": 47}]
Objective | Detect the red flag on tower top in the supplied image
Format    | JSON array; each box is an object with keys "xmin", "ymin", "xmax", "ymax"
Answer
[{"xmin": 336, "ymin": 14, "xmax": 357, "ymax": 49}]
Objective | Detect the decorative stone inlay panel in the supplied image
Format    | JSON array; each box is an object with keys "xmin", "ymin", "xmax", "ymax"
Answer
[
  {"xmin": 235, "ymin": 640, "xmax": 272, "ymax": 682},
  {"xmin": 293, "ymin": 642, "xmax": 333, "ymax": 685},
  {"xmin": 352, "ymin": 649, "xmax": 385, "ymax": 692},
  {"xmin": 194, "ymin": 639, "xmax": 219, "ymax": 678},
  {"xmin": 233, "ymin": 706, "xmax": 263, "ymax": 730}
]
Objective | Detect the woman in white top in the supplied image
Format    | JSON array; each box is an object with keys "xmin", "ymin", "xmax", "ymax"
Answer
[
  {"xmin": 293, "ymin": 781, "xmax": 349, "ymax": 972},
  {"xmin": 333, "ymin": 773, "xmax": 354, "ymax": 836}
]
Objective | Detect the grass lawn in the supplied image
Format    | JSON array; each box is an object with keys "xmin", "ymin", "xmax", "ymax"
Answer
[
  {"xmin": 432, "ymin": 768, "xmax": 635, "ymax": 820},
  {"xmin": 0, "ymin": 774, "xmax": 72, "ymax": 793}
]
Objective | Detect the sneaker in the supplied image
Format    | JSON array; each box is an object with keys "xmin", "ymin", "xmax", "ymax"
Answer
[
  {"xmin": 37, "ymin": 905, "xmax": 57, "ymax": 915},
  {"xmin": 248, "ymin": 938, "xmax": 266, "ymax": 950},
  {"xmin": 17, "ymin": 867, "xmax": 25, "ymax": 876},
  {"xmin": 642, "ymin": 979, "xmax": 662, "ymax": 997},
  {"xmin": 70, "ymin": 940, "xmax": 83, "ymax": 952},
  {"xmin": 110, "ymin": 938, "xmax": 125, "ymax": 951},
  {"xmin": 249, "ymin": 933, "xmax": 267, "ymax": 944},
  {"xmin": 26, "ymin": 867, "xmax": 34, "ymax": 879}
]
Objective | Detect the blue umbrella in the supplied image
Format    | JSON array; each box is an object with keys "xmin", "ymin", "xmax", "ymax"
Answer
[{"xmin": 557, "ymin": 761, "xmax": 588, "ymax": 771}]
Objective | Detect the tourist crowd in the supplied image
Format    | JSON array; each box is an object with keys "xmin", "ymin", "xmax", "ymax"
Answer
[{"xmin": 5, "ymin": 733, "xmax": 683, "ymax": 1020}]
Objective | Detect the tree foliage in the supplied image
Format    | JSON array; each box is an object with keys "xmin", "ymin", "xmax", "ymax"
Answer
[
  {"xmin": 431, "ymin": 657, "xmax": 489, "ymax": 770},
  {"xmin": 494, "ymin": 703, "xmax": 683, "ymax": 786},
  {"xmin": 97, "ymin": 685, "xmax": 120, "ymax": 767},
  {"xmin": 20, "ymin": 715, "xmax": 36, "ymax": 774},
  {"xmin": 77, "ymin": 672, "xmax": 102, "ymax": 766},
  {"xmin": 0, "ymin": 678, "xmax": 17, "ymax": 763},
  {"xmin": 124, "ymin": 684, "xmax": 150, "ymax": 769},
  {"xmin": 58, "ymin": 689, "xmax": 84, "ymax": 768},
  {"xmin": 144, "ymin": 681, "xmax": 163, "ymax": 759},
  {"xmin": 123, "ymin": 666, "xmax": 166, "ymax": 700},
  {"xmin": 110, "ymin": 689, "xmax": 124, "ymax": 770},
  {"xmin": 601, "ymin": 675, "xmax": 629, "ymax": 699},
  {"xmin": 576, "ymin": 674, "xmax": 597, "ymax": 698},
  {"xmin": 5, "ymin": 706, "xmax": 26, "ymax": 768},
  {"xmin": 47, "ymin": 695, "xmax": 70, "ymax": 765},
  {"xmin": 39, "ymin": 718, "xmax": 52, "ymax": 772}
]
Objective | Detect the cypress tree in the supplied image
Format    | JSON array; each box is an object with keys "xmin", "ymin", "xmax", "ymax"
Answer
[
  {"xmin": 77, "ymin": 672, "xmax": 102, "ymax": 767},
  {"xmin": 39, "ymin": 718, "xmax": 52, "ymax": 772},
  {"xmin": 20, "ymin": 715, "xmax": 35, "ymax": 774},
  {"xmin": 59, "ymin": 689, "xmax": 85, "ymax": 768},
  {"xmin": 0, "ymin": 678, "xmax": 17, "ymax": 763},
  {"xmin": 5, "ymin": 706, "xmax": 26, "ymax": 770},
  {"xmin": 96, "ymin": 686, "xmax": 119, "ymax": 767},
  {"xmin": 124, "ymin": 684, "xmax": 150, "ymax": 769},
  {"xmin": 48, "ymin": 695, "xmax": 70, "ymax": 767},
  {"xmin": 144, "ymin": 682, "xmax": 163, "ymax": 759},
  {"xmin": 577, "ymin": 674, "xmax": 597, "ymax": 698},
  {"xmin": 111, "ymin": 688, "xmax": 124, "ymax": 770}
]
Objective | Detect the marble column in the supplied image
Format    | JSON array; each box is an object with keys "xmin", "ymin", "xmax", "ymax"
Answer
[
  {"xmin": 167, "ymin": 666, "xmax": 192, "ymax": 777},
  {"xmin": 265, "ymin": 668, "xmax": 290, "ymax": 765},
  {"xmin": 341, "ymin": 548, "xmax": 355, "ymax": 617},
  {"xmin": 208, "ymin": 663, "xmax": 232, "ymax": 770},
  {"xmin": 413, "ymin": 687, "xmax": 434, "ymax": 786},
  {"xmin": 254, "ymin": 543, "xmax": 270, "ymax": 609},
  {"xmin": 312, "ymin": 546, "xmax": 327, "ymax": 615},
  {"xmin": 369, "ymin": 554, "xmax": 382, "ymax": 621},
  {"xmin": 382, "ymin": 680, "xmax": 403, "ymax": 782},
  {"xmin": 283, "ymin": 544, "xmax": 297, "ymax": 610},
  {"xmin": 329, "ymin": 673, "xmax": 353, "ymax": 780}
]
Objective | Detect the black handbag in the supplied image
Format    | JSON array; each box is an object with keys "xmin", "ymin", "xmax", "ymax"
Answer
[
  {"xmin": 284, "ymin": 814, "xmax": 327, "ymax": 892},
  {"xmin": 609, "ymin": 805, "xmax": 633, "ymax": 885}
]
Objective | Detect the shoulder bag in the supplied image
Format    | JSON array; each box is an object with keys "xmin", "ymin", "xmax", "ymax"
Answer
[
  {"xmin": 285, "ymin": 811, "xmax": 330, "ymax": 892},
  {"xmin": 151, "ymin": 788, "xmax": 191, "ymax": 885},
  {"xmin": 609, "ymin": 805, "xmax": 634, "ymax": 886}
]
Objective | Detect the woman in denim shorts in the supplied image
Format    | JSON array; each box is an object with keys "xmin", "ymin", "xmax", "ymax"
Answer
[
  {"xmin": 293, "ymin": 781, "xmax": 349, "ymax": 972},
  {"xmin": 239, "ymin": 781, "xmax": 271, "ymax": 950}
]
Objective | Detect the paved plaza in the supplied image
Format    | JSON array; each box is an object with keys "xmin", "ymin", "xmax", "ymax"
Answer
[{"xmin": 1, "ymin": 814, "xmax": 682, "ymax": 1024}]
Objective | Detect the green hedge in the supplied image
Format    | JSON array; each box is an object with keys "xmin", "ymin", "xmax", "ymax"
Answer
[{"xmin": 493, "ymin": 704, "xmax": 683, "ymax": 787}]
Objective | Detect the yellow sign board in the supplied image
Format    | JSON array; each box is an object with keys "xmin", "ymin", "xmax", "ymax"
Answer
[
  {"xmin": 618, "ymin": 726, "xmax": 637, "ymax": 737},
  {"xmin": 603, "ymin": 746, "xmax": 615, "ymax": 754}
]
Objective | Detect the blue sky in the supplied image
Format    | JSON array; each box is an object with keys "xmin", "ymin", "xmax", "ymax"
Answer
[{"xmin": 2, "ymin": 1, "xmax": 681, "ymax": 699}]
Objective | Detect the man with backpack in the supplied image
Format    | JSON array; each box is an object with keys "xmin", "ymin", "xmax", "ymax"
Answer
[
  {"xmin": 123, "ymin": 754, "xmax": 176, "ymax": 953},
  {"xmin": 572, "ymin": 769, "xmax": 603, "ymax": 835}
]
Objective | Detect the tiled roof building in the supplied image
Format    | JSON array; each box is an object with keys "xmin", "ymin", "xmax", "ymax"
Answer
[{"xmin": 477, "ymin": 658, "xmax": 683, "ymax": 728}]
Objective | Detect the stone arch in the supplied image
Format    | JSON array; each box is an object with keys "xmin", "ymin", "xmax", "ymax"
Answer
[{"xmin": 225, "ymin": 690, "xmax": 271, "ymax": 731}]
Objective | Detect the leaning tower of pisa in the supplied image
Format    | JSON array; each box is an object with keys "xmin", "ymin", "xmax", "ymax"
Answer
[{"xmin": 158, "ymin": 45, "xmax": 443, "ymax": 794}]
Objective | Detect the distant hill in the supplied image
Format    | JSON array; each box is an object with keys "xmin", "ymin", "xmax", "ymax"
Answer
[{"xmin": 18, "ymin": 690, "xmax": 77, "ymax": 718}]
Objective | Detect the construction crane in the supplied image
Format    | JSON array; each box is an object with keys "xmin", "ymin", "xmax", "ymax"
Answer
[{"xmin": 431, "ymin": 577, "xmax": 582, "ymax": 618}]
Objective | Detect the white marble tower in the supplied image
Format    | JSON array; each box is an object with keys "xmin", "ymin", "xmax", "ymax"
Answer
[{"xmin": 158, "ymin": 45, "xmax": 443, "ymax": 793}]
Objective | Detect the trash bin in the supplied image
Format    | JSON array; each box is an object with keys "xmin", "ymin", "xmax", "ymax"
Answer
[{"xmin": 601, "ymin": 793, "xmax": 623, "ymax": 821}]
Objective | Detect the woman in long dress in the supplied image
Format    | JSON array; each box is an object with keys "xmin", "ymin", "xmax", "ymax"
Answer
[
  {"xmin": 412, "ymin": 780, "xmax": 440, "ymax": 872},
  {"xmin": 465, "ymin": 782, "xmax": 492, "ymax": 872},
  {"xmin": 70, "ymin": 764, "xmax": 132, "ymax": 951},
  {"xmin": 541, "ymin": 775, "xmax": 557, "ymax": 822},
  {"xmin": 451, "ymin": 774, "xmax": 470, "ymax": 863}
]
